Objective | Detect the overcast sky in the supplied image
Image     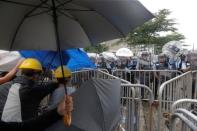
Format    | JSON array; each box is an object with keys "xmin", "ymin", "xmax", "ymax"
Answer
[{"xmin": 139, "ymin": 0, "xmax": 197, "ymax": 50}]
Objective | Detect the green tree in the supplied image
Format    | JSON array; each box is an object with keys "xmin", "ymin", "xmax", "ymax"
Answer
[
  {"xmin": 84, "ymin": 44, "xmax": 109, "ymax": 53},
  {"xmin": 126, "ymin": 9, "xmax": 185, "ymax": 54}
]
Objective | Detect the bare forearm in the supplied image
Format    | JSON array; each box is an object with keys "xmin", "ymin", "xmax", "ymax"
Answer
[
  {"xmin": 0, "ymin": 67, "xmax": 17, "ymax": 83},
  {"xmin": 0, "ymin": 59, "xmax": 23, "ymax": 84}
]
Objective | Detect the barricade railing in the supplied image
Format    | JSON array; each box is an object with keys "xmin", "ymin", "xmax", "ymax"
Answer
[
  {"xmin": 133, "ymin": 84, "xmax": 154, "ymax": 131},
  {"xmin": 157, "ymin": 71, "xmax": 193, "ymax": 131},
  {"xmin": 118, "ymin": 84, "xmax": 154, "ymax": 131},
  {"xmin": 112, "ymin": 69, "xmax": 182, "ymax": 100},
  {"xmin": 71, "ymin": 69, "xmax": 130, "ymax": 88},
  {"xmin": 192, "ymin": 71, "xmax": 197, "ymax": 115},
  {"xmin": 97, "ymin": 68, "xmax": 110, "ymax": 73},
  {"xmin": 171, "ymin": 99, "xmax": 197, "ymax": 113},
  {"xmin": 118, "ymin": 84, "xmax": 135, "ymax": 131},
  {"xmin": 170, "ymin": 108, "xmax": 197, "ymax": 131},
  {"xmin": 192, "ymin": 70, "xmax": 197, "ymax": 99}
]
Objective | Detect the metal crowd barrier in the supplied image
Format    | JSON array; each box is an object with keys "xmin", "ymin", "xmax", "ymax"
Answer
[
  {"xmin": 71, "ymin": 69, "xmax": 154, "ymax": 131},
  {"xmin": 71, "ymin": 69, "xmax": 130, "ymax": 88},
  {"xmin": 118, "ymin": 84, "xmax": 154, "ymax": 131},
  {"xmin": 171, "ymin": 99, "xmax": 197, "ymax": 131},
  {"xmin": 97, "ymin": 68, "xmax": 110, "ymax": 73},
  {"xmin": 134, "ymin": 84, "xmax": 154, "ymax": 131},
  {"xmin": 170, "ymin": 108, "xmax": 197, "ymax": 131},
  {"xmin": 192, "ymin": 70, "xmax": 197, "ymax": 99},
  {"xmin": 157, "ymin": 71, "xmax": 193, "ymax": 131},
  {"xmin": 118, "ymin": 84, "xmax": 135, "ymax": 131},
  {"xmin": 171, "ymin": 99, "xmax": 197, "ymax": 113},
  {"xmin": 112, "ymin": 69, "xmax": 182, "ymax": 100}
]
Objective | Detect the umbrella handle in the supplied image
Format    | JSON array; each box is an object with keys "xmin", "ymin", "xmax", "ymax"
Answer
[
  {"xmin": 63, "ymin": 93, "xmax": 73, "ymax": 126},
  {"xmin": 63, "ymin": 111, "xmax": 72, "ymax": 126}
]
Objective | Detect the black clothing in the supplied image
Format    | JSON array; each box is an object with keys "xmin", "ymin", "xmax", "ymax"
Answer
[
  {"xmin": 0, "ymin": 108, "xmax": 61, "ymax": 131},
  {"xmin": 0, "ymin": 76, "xmax": 58, "ymax": 121}
]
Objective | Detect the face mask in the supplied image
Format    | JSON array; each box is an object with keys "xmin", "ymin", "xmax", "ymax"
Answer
[{"xmin": 34, "ymin": 73, "xmax": 42, "ymax": 81}]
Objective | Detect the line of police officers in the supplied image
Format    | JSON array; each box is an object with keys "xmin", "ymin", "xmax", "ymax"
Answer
[{"xmin": 97, "ymin": 51, "xmax": 192, "ymax": 73}]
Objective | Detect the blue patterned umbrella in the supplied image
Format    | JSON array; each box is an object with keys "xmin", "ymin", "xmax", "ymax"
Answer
[{"xmin": 20, "ymin": 49, "xmax": 96, "ymax": 71}]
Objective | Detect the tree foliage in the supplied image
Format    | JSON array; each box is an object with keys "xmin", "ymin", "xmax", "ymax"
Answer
[
  {"xmin": 84, "ymin": 44, "xmax": 109, "ymax": 53},
  {"xmin": 125, "ymin": 9, "xmax": 185, "ymax": 53}
]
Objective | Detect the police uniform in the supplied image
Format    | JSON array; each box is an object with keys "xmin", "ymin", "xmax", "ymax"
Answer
[{"xmin": 137, "ymin": 59, "xmax": 153, "ymax": 98}]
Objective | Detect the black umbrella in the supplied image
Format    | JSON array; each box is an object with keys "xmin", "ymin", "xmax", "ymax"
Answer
[
  {"xmin": 0, "ymin": 0, "xmax": 153, "ymax": 51},
  {"xmin": 45, "ymin": 78, "xmax": 121, "ymax": 131},
  {"xmin": 0, "ymin": 0, "xmax": 153, "ymax": 126}
]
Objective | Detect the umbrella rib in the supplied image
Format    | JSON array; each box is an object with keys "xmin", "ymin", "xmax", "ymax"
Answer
[
  {"xmin": 9, "ymin": 0, "xmax": 51, "ymax": 50},
  {"xmin": 9, "ymin": 17, "xmax": 26, "ymax": 51},
  {"xmin": 56, "ymin": 0, "xmax": 94, "ymax": 12},
  {"xmin": 25, "ymin": 0, "xmax": 50, "ymax": 17},
  {"xmin": 59, "ymin": 8, "xmax": 95, "ymax": 12},
  {"xmin": 59, "ymin": 3, "xmax": 126, "ymax": 38},
  {"xmin": 56, "ymin": 0, "xmax": 82, "ymax": 19},
  {"xmin": 56, "ymin": 0, "xmax": 73, "ymax": 8},
  {"xmin": 94, "ymin": 11, "xmax": 126, "ymax": 38},
  {"xmin": 40, "ymin": 0, "xmax": 52, "ymax": 8},
  {"xmin": 63, "ymin": 50, "xmax": 70, "ymax": 65},
  {"xmin": 0, "ymin": 0, "xmax": 49, "ymax": 9},
  {"xmin": 74, "ymin": 19, "xmax": 96, "ymax": 46},
  {"xmin": 57, "ymin": 10, "xmax": 77, "ymax": 21},
  {"xmin": 56, "ymin": 9, "xmax": 96, "ymax": 46},
  {"xmin": 48, "ymin": 52, "xmax": 58, "ymax": 69},
  {"xmin": 51, "ymin": 0, "xmax": 68, "ymax": 95},
  {"xmin": 58, "ymin": 6, "xmax": 123, "ymax": 45},
  {"xmin": 42, "ymin": 51, "xmax": 56, "ymax": 69},
  {"xmin": 94, "ymin": 85, "xmax": 107, "ymax": 131},
  {"xmin": 27, "ymin": 9, "xmax": 52, "ymax": 18},
  {"xmin": 57, "ymin": 0, "xmax": 125, "ymax": 38}
]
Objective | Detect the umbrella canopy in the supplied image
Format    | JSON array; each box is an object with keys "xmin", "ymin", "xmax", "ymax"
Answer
[
  {"xmin": 116, "ymin": 47, "xmax": 133, "ymax": 57},
  {"xmin": 0, "ymin": 0, "xmax": 152, "ymax": 126},
  {"xmin": 45, "ymin": 79, "xmax": 121, "ymax": 131},
  {"xmin": 0, "ymin": 0, "xmax": 153, "ymax": 51},
  {"xmin": 0, "ymin": 50, "xmax": 23, "ymax": 71},
  {"xmin": 101, "ymin": 52, "xmax": 117, "ymax": 61},
  {"xmin": 20, "ymin": 49, "xmax": 96, "ymax": 71}
]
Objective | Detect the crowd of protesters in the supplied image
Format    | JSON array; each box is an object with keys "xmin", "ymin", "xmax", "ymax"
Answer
[{"xmin": 0, "ymin": 58, "xmax": 73, "ymax": 130}]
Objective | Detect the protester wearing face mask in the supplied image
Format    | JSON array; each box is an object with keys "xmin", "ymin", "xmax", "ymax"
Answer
[{"xmin": 0, "ymin": 58, "xmax": 61, "ymax": 122}]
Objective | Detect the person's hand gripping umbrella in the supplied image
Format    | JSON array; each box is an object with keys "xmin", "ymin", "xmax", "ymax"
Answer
[{"xmin": 54, "ymin": 65, "xmax": 73, "ymax": 126}]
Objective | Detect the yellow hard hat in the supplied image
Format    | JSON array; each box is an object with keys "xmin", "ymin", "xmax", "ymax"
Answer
[
  {"xmin": 54, "ymin": 66, "xmax": 71, "ymax": 78},
  {"xmin": 19, "ymin": 58, "xmax": 42, "ymax": 71}
]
